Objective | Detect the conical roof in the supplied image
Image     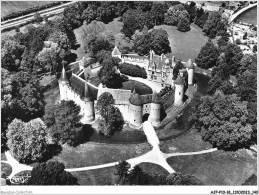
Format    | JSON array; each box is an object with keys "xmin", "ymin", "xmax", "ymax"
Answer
[
  {"xmin": 129, "ymin": 93, "xmax": 142, "ymax": 106},
  {"xmin": 59, "ymin": 66, "xmax": 69, "ymax": 84},
  {"xmin": 174, "ymin": 75, "xmax": 184, "ymax": 85},
  {"xmin": 152, "ymin": 91, "xmax": 161, "ymax": 104},
  {"xmin": 81, "ymin": 82, "xmax": 92, "ymax": 102},
  {"xmin": 185, "ymin": 59, "xmax": 195, "ymax": 69},
  {"xmin": 112, "ymin": 46, "xmax": 121, "ymax": 56}
]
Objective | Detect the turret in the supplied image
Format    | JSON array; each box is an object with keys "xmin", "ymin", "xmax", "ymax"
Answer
[
  {"xmin": 111, "ymin": 46, "xmax": 121, "ymax": 59},
  {"xmin": 129, "ymin": 93, "xmax": 143, "ymax": 127},
  {"xmin": 149, "ymin": 91, "xmax": 161, "ymax": 127},
  {"xmin": 58, "ymin": 66, "xmax": 69, "ymax": 101},
  {"xmin": 80, "ymin": 82, "xmax": 95, "ymax": 123},
  {"xmin": 185, "ymin": 59, "xmax": 195, "ymax": 86},
  {"xmin": 174, "ymin": 75, "xmax": 184, "ymax": 106}
]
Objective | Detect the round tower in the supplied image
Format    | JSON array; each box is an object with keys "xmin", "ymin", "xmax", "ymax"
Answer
[
  {"xmin": 149, "ymin": 91, "xmax": 161, "ymax": 127},
  {"xmin": 185, "ymin": 59, "xmax": 195, "ymax": 86},
  {"xmin": 58, "ymin": 66, "xmax": 69, "ymax": 101},
  {"xmin": 174, "ymin": 75, "xmax": 184, "ymax": 106},
  {"xmin": 80, "ymin": 82, "xmax": 95, "ymax": 123},
  {"xmin": 129, "ymin": 93, "xmax": 143, "ymax": 127}
]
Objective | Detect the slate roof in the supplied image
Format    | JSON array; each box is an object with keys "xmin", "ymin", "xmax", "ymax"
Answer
[
  {"xmin": 174, "ymin": 75, "xmax": 185, "ymax": 85},
  {"xmin": 70, "ymin": 74, "xmax": 93, "ymax": 100}
]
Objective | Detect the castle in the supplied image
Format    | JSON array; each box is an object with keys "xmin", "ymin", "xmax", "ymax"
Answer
[{"xmin": 58, "ymin": 47, "xmax": 195, "ymax": 128}]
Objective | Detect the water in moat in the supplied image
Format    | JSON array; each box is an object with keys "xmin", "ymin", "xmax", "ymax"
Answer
[{"xmin": 234, "ymin": 6, "xmax": 257, "ymax": 25}]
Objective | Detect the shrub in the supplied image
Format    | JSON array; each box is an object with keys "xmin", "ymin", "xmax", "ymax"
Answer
[{"xmin": 119, "ymin": 63, "xmax": 147, "ymax": 78}]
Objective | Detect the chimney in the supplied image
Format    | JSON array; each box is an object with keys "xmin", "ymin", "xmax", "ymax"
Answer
[{"xmin": 171, "ymin": 56, "xmax": 175, "ymax": 68}]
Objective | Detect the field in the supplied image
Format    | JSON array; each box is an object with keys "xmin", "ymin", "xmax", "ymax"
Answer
[
  {"xmin": 154, "ymin": 23, "xmax": 208, "ymax": 62},
  {"xmin": 47, "ymin": 142, "xmax": 151, "ymax": 169},
  {"xmin": 1, "ymin": 1, "xmax": 55, "ymax": 17},
  {"xmin": 72, "ymin": 18, "xmax": 207, "ymax": 62},
  {"xmin": 167, "ymin": 149, "xmax": 257, "ymax": 185}
]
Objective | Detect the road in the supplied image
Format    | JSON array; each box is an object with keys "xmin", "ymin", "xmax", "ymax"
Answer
[{"xmin": 1, "ymin": 1, "xmax": 77, "ymax": 31}]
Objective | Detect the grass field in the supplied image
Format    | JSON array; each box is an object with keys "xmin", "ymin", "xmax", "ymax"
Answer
[
  {"xmin": 160, "ymin": 128, "xmax": 212, "ymax": 153},
  {"xmin": 154, "ymin": 23, "xmax": 208, "ymax": 62},
  {"xmin": 167, "ymin": 149, "xmax": 257, "ymax": 185},
  {"xmin": 47, "ymin": 142, "xmax": 151, "ymax": 169},
  {"xmin": 1, "ymin": 1, "xmax": 55, "ymax": 17}
]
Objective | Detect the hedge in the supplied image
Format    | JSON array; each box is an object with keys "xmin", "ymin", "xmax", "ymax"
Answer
[
  {"xmin": 119, "ymin": 62, "xmax": 147, "ymax": 78},
  {"xmin": 1, "ymin": 1, "xmax": 68, "ymax": 21}
]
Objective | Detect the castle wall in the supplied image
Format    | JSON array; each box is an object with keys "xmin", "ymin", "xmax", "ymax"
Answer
[
  {"xmin": 114, "ymin": 104, "xmax": 131, "ymax": 122},
  {"xmin": 143, "ymin": 103, "xmax": 151, "ymax": 114},
  {"xmin": 97, "ymin": 85, "xmax": 132, "ymax": 105}
]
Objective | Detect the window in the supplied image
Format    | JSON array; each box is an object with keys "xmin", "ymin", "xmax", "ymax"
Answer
[{"xmin": 179, "ymin": 92, "xmax": 181, "ymax": 95}]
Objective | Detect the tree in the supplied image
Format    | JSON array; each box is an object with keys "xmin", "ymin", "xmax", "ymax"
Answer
[
  {"xmin": 203, "ymin": 11, "xmax": 228, "ymax": 38},
  {"xmin": 133, "ymin": 26, "xmax": 151, "ymax": 56},
  {"xmin": 177, "ymin": 17, "xmax": 191, "ymax": 32},
  {"xmin": 207, "ymin": 74, "xmax": 235, "ymax": 95},
  {"xmin": 115, "ymin": 33, "xmax": 134, "ymax": 54},
  {"xmin": 221, "ymin": 43, "xmax": 243, "ymax": 76},
  {"xmin": 184, "ymin": 2, "xmax": 197, "ymax": 23},
  {"xmin": 243, "ymin": 32, "xmax": 248, "ymax": 40},
  {"xmin": 6, "ymin": 118, "xmax": 48, "ymax": 163},
  {"xmin": 149, "ymin": 29, "xmax": 171, "ymax": 55},
  {"xmin": 37, "ymin": 41, "xmax": 61, "ymax": 74},
  {"xmin": 98, "ymin": 105, "xmax": 124, "ymax": 137},
  {"xmin": 121, "ymin": 9, "xmax": 154, "ymax": 38},
  {"xmin": 98, "ymin": 57, "xmax": 123, "ymax": 88},
  {"xmin": 82, "ymin": 4, "xmax": 97, "ymax": 24},
  {"xmin": 62, "ymin": 2, "xmax": 85, "ymax": 30},
  {"xmin": 115, "ymin": 161, "xmax": 130, "ymax": 185},
  {"xmin": 242, "ymin": 174, "xmax": 257, "ymax": 186},
  {"xmin": 15, "ymin": 83, "xmax": 45, "ymax": 121},
  {"xmin": 29, "ymin": 161, "xmax": 78, "ymax": 185},
  {"xmin": 252, "ymin": 44, "xmax": 257, "ymax": 53},
  {"xmin": 195, "ymin": 12, "xmax": 208, "ymax": 28},
  {"xmin": 127, "ymin": 165, "xmax": 147, "ymax": 185},
  {"xmin": 166, "ymin": 173, "xmax": 202, "ymax": 185},
  {"xmin": 164, "ymin": 4, "xmax": 190, "ymax": 26},
  {"xmin": 150, "ymin": 2, "xmax": 167, "ymax": 25},
  {"xmin": 82, "ymin": 21, "xmax": 115, "ymax": 59},
  {"xmin": 44, "ymin": 100, "xmax": 85, "ymax": 147},
  {"xmin": 96, "ymin": 92, "xmax": 115, "ymax": 117},
  {"xmin": 191, "ymin": 91, "xmax": 253, "ymax": 151},
  {"xmin": 195, "ymin": 39, "xmax": 219, "ymax": 69},
  {"xmin": 194, "ymin": 7, "xmax": 205, "ymax": 23},
  {"xmin": 34, "ymin": 12, "xmax": 43, "ymax": 23},
  {"xmin": 1, "ymin": 35, "xmax": 25, "ymax": 72}
]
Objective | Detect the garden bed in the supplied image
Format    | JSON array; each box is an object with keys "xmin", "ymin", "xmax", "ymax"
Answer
[{"xmin": 122, "ymin": 80, "xmax": 152, "ymax": 95}]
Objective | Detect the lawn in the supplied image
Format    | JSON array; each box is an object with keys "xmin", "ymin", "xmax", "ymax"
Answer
[
  {"xmin": 71, "ymin": 162, "xmax": 169, "ymax": 185},
  {"xmin": 122, "ymin": 80, "xmax": 152, "ymax": 95},
  {"xmin": 154, "ymin": 23, "xmax": 208, "ymax": 62},
  {"xmin": 47, "ymin": 142, "xmax": 152, "ymax": 169},
  {"xmin": 167, "ymin": 149, "xmax": 257, "ymax": 185},
  {"xmin": 160, "ymin": 128, "xmax": 212, "ymax": 153},
  {"xmin": 1, "ymin": 1, "xmax": 55, "ymax": 17}
]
